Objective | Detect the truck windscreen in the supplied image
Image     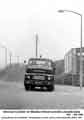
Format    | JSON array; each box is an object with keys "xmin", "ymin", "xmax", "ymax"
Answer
[{"xmin": 28, "ymin": 60, "xmax": 52, "ymax": 67}]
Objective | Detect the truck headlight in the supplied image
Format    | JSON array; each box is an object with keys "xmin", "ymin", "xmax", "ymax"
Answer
[
  {"xmin": 27, "ymin": 76, "xmax": 30, "ymax": 79},
  {"xmin": 48, "ymin": 76, "xmax": 51, "ymax": 80}
]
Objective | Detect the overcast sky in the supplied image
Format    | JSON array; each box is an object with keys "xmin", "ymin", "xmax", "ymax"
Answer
[{"xmin": 0, "ymin": 0, "xmax": 84, "ymax": 66}]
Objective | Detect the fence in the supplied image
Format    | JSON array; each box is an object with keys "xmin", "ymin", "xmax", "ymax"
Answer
[{"xmin": 55, "ymin": 73, "xmax": 84, "ymax": 86}]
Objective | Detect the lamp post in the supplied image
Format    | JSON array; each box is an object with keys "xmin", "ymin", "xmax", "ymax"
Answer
[
  {"xmin": 58, "ymin": 10, "xmax": 83, "ymax": 90},
  {"xmin": 9, "ymin": 52, "xmax": 12, "ymax": 65}
]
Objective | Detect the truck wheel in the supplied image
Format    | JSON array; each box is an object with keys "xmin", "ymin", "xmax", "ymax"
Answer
[
  {"xmin": 24, "ymin": 85, "xmax": 30, "ymax": 91},
  {"xmin": 48, "ymin": 85, "xmax": 54, "ymax": 91},
  {"xmin": 31, "ymin": 85, "xmax": 34, "ymax": 90}
]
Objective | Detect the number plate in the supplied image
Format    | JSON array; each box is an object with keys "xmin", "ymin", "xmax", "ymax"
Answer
[{"xmin": 33, "ymin": 76, "xmax": 44, "ymax": 80}]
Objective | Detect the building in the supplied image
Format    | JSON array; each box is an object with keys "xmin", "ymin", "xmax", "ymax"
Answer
[{"xmin": 64, "ymin": 47, "xmax": 84, "ymax": 74}]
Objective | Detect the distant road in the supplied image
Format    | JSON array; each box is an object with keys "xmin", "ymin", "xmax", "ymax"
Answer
[{"xmin": 0, "ymin": 81, "xmax": 84, "ymax": 109}]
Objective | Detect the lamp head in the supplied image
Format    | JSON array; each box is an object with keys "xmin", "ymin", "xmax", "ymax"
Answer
[{"xmin": 58, "ymin": 10, "xmax": 64, "ymax": 13}]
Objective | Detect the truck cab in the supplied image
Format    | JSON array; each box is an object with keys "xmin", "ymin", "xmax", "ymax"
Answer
[{"xmin": 24, "ymin": 58, "xmax": 55, "ymax": 91}]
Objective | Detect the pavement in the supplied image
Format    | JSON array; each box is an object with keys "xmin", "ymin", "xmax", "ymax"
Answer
[{"xmin": 0, "ymin": 81, "xmax": 84, "ymax": 109}]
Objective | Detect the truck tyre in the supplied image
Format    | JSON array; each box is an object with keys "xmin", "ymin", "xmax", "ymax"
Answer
[
  {"xmin": 47, "ymin": 85, "xmax": 54, "ymax": 91},
  {"xmin": 24, "ymin": 83, "xmax": 31, "ymax": 91},
  {"xmin": 31, "ymin": 85, "xmax": 34, "ymax": 90},
  {"xmin": 24, "ymin": 85, "xmax": 29, "ymax": 91}
]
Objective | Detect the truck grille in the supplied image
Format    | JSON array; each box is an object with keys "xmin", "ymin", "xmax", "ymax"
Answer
[
  {"xmin": 33, "ymin": 75, "xmax": 45, "ymax": 80},
  {"xmin": 26, "ymin": 69, "xmax": 53, "ymax": 74}
]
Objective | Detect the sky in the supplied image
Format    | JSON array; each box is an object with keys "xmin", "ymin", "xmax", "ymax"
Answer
[{"xmin": 0, "ymin": 0, "xmax": 84, "ymax": 67}]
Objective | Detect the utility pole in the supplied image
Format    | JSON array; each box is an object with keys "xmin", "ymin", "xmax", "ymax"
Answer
[
  {"xmin": 1, "ymin": 46, "xmax": 7, "ymax": 67},
  {"xmin": 10, "ymin": 52, "xmax": 12, "ymax": 66},
  {"xmin": 5, "ymin": 47, "xmax": 7, "ymax": 66},
  {"xmin": 17, "ymin": 56, "xmax": 19, "ymax": 64},
  {"xmin": 36, "ymin": 34, "xmax": 38, "ymax": 58}
]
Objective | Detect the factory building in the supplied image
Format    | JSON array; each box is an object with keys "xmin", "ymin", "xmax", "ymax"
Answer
[{"xmin": 64, "ymin": 48, "xmax": 84, "ymax": 74}]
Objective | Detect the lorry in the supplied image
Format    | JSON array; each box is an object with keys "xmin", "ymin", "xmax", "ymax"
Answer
[{"xmin": 24, "ymin": 58, "xmax": 55, "ymax": 91}]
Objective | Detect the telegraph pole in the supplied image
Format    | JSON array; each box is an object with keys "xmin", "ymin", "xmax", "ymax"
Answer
[
  {"xmin": 1, "ymin": 46, "xmax": 7, "ymax": 67},
  {"xmin": 17, "ymin": 56, "xmax": 19, "ymax": 64},
  {"xmin": 10, "ymin": 52, "xmax": 12, "ymax": 65},
  {"xmin": 36, "ymin": 34, "xmax": 38, "ymax": 58},
  {"xmin": 5, "ymin": 47, "xmax": 7, "ymax": 66}
]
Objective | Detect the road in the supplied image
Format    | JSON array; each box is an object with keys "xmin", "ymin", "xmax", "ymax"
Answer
[{"xmin": 0, "ymin": 80, "xmax": 84, "ymax": 109}]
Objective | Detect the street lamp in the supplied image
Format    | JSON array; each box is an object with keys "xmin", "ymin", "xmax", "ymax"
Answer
[{"xmin": 58, "ymin": 9, "xmax": 83, "ymax": 90}]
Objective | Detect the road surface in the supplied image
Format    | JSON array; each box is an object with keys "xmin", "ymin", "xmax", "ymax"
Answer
[{"xmin": 0, "ymin": 81, "xmax": 84, "ymax": 109}]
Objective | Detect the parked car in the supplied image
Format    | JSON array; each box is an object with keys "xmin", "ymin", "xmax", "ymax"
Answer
[{"xmin": 24, "ymin": 58, "xmax": 55, "ymax": 91}]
